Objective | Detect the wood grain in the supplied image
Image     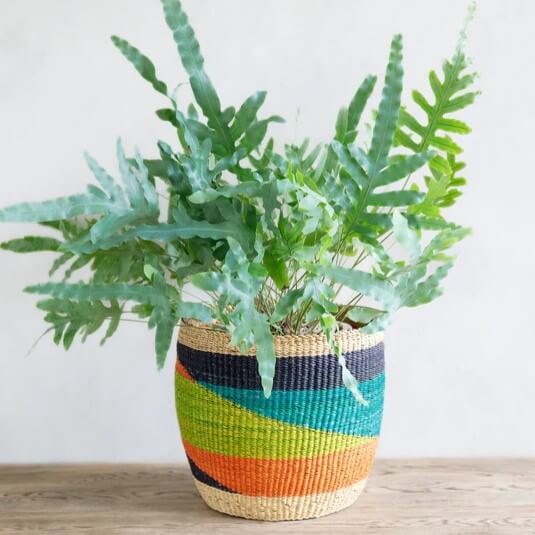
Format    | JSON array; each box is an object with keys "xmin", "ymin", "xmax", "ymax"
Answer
[{"xmin": 0, "ymin": 460, "xmax": 534, "ymax": 534}]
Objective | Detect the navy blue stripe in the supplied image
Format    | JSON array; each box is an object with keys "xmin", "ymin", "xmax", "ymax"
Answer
[
  {"xmin": 177, "ymin": 341, "xmax": 384, "ymax": 391},
  {"xmin": 187, "ymin": 455, "xmax": 236, "ymax": 493}
]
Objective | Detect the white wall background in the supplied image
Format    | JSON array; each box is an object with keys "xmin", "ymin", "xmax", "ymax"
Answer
[{"xmin": 0, "ymin": 0, "xmax": 534, "ymax": 463}]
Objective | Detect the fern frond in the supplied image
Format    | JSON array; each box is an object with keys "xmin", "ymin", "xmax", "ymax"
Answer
[{"xmin": 395, "ymin": 25, "xmax": 479, "ymax": 157}]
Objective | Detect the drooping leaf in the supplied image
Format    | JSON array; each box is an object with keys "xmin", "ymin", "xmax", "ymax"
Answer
[
  {"xmin": 346, "ymin": 306, "xmax": 384, "ymax": 325},
  {"xmin": 252, "ymin": 312, "xmax": 276, "ymax": 398}
]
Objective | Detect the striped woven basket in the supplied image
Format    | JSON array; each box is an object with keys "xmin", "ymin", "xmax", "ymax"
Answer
[{"xmin": 175, "ymin": 321, "xmax": 385, "ymax": 521}]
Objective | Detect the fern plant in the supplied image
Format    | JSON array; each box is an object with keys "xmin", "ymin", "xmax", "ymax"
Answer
[{"xmin": 0, "ymin": 0, "xmax": 478, "ymax": 402}]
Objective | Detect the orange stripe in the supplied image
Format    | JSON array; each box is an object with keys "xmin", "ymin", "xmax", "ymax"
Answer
[
  {"xmin": 175, "ymin": 360, "xmax": 193, "ymax": 380},
  {"xmin": 183, "ymin": 438, "xmax": 378, "ymax": 497}
]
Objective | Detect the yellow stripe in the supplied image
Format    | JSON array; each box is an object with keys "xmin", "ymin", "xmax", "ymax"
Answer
[{"xmin": 175, "ymin": 372, "xmax": 373, "ymax": 460}]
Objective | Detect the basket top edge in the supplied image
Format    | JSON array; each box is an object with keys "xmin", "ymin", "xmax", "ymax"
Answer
[{"xmin": 178, "ymin": 320, "xmax": 384, "ymax": 357}]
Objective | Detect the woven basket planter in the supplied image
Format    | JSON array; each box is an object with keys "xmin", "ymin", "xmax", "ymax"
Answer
[{"xmin": 175, "ymin": 322, "xmax": 385, "ymax": 521}]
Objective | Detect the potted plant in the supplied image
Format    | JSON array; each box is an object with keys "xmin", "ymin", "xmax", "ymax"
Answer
[{"xmin": 0, "ymin": 0, "xmax": 478, "ymax": 522}]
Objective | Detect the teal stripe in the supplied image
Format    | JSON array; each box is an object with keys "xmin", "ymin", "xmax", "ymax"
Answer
[{"xmin": 199, "ymin": 373, "xmax": 384, "ymax": 436}]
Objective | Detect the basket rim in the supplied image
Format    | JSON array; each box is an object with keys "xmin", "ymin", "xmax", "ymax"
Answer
[{"xmin": 178, "ymin": 320, "xmax": 384, "ymax": 357}]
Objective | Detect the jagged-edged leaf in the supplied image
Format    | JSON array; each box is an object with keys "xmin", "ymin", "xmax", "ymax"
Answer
[
  {"xmin": 101, "ymin": 301, "xmax": 122, "ymax": 345},
  {"xmin": 161, "ymin": 0, "xmax": 233, "ymax": 153},
  {"xmin": 0, "ymin": 236, "xmax": 61, "ymax": 253},
  {"xmin": 421, "ymin": 225, "xmax": 471, "ymax": 261},
  {"xmin": 36, "ymin": 298, "xmax": 123, "ymax": 349},
  {"xmin": 63, "ymin": 255, "xmax": 92, "ymax": 281},
  {"xmin": 0, "ymin": 141, "xmax": 159, "ymax": 244},
  {"xmin": 396, "ymin": 44, "xmax": 479, "ymax": 156},
  {"xmin": 0, "ymin": 193, "xmax": 110, "ymax": 223},
  {"xmin": 84, "ymin": 152, "xmax": 127, "ymax": 205},
  {"xmin": 249, "ymin": 138, "xmax": 274, "ymax": 170},
  {"xmin": 49, "ymin": 253, "xmax": 74, "ymax": 276},
  {"xmin": 331, "ymin": 141, "xmax": 367, "ymax": 188},
  {"xmin": 312, "ymin": 264, "xmax": 399, "ymax": 309},
  {"xmin": 93, "ymin": 204, "xmax": 250, "ymax": 253},
  {"xmin": 111, "ymin": 36, "xmax": 168, "ymax": 96},
  {"xmin": 240, "ymin": 116, "xmax": 284, "ymax": 154},
  {"xmin": 230, "ymin": 91, "xmax": 267, "ymax": 141},
  {"xmin": 368, "ymin": 34, "xmax": 404, "ymax": 174},
  {"xmin": 25, "ymin": 281, "xmax": 169, "ymax": 307},
  {"xmin": 403, "ymin": 262, "xmax": 453, "ymax": 307},
  {"xmin": 377, "ymin": 151, "xmax": 434, "ymax": 186}
]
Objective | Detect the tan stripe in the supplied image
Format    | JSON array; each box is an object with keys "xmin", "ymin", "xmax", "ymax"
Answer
[
  {"xmin": 179, "ymin": 321, "xmax": 384, "ymax": 357},
  {"xmin": 194, "ymin": 478, "xmax": 367, "ymax": 521}
]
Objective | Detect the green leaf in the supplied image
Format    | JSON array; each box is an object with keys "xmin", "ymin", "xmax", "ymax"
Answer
[
  {"xmin": 367, "ymin": 190, "xmax": 424, "ymax": 206},
  {"xmin": 241, "ymin": 117, "xmax": 284, "ymax": 154},
  {"xmin": 111, "ymin": 36, "xmax": 168, "ymax": 96},
  {"xmin": 377, "ymin": 151, "xmax": 434, "ymax": 186},
  {"xmin": 0, "ymin": 193, "xmax": 110, "ymax": 223},
  {"xmin": 312, "ymin": 264, "xmax": 399, "ymax": 309},
  {"xmin": 188, "ymin": 182, "xmax": 263, "ymax": 204},
  {"xmin": 178, "ymin": 300, "xmax": 213, "ymax": 323},
  {"xmin": 396, "ymin": 38, "xmax": 479, "ymax": 158},
  {"xmin": 271, "ymin": 288, "xmax": 304, "ymax": 323},
  {"xmin": 392, "ymin": 211, "xmax": 420, "ymax": 262},
  {"xmin": 403, "ymin": 262, "xmax": 453, "ymax": 307},
  {"xmin": 231, "ymin": 91, "xmax": 267, "ymax": 141},
  {"xmin": 319, "ymin": 313, "xmax": 367, "ymax": 405},
  {"xmin": 0, "ymin": 236, "xmax": 61, "ymax": 253},
  {"xmin": 26, "ymin": 281, "xmax": 159, "ymax": 303},
  {"xmin": 161, "ymin": 0, "xmax": 233, "ymax": 153},
  {"xmin": 330, "ymin": 141, "xmax": 367, "ymax": 188},
  {"xmin": 49, "ymin": 252, "xmax": 74, "ymax": 276},
  {"xmin": 252, "ymin": 312, "xmax": 276, "ymax": 398},
  {"xmin": 36, "ymin": 298, "xmax": 123, "ymax": 350},
  {"xmin": 345, "ymin": 75, "xmax": 377, "ymax": 142},
  {"xmin": 100, "ymin": 301, "xmax": 122, "ymax": 345},
  {"xmin": 346, "ymin": 306, "xmax": 384, "ymax": 325},
  {"xmin": 263, "ymin": 249, "xmax": 289, "ymax": 289},
  {"xmin": 131, "ymin": 203, "xmax": 252, "ymax": 250},
  {"xmin": 155, "ymin": 316, "xmax": 176, "ymax": 369},
  {"xmin": 368, "ymin": 34, "xmax": 404, "ymax": 174}
]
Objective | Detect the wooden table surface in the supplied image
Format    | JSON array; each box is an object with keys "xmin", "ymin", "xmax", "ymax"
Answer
[{"xmin": 0, "ymin": 459, "xmax": 533, "ymax": 534}]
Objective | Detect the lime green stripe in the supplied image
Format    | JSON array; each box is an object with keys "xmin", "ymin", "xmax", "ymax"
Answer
[{"xmin": 175, "ymin": 373, "xmax": 372, "ymax": 460}]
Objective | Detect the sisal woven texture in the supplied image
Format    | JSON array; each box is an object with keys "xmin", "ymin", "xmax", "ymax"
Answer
[{"xmin": 175, "ymin": 322, "xmax": 385, "ymax": 521}]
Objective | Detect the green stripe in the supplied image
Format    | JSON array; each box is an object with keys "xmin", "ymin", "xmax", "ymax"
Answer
[
  {"xmin": 175, "ymin": 373, "xmax": 373, "ymax": 459},
  {"xmin": 200, "ymin": 373, "xmax": 384, "ymax": 436}
]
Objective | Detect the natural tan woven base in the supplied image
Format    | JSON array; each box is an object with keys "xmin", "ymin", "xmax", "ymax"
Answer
[{"xmin": 194, "ymin": 478, "xmax": 368, "ymax": 521}]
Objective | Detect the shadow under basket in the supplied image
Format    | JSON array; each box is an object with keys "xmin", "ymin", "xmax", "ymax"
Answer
[{"xmin": 175, "ymin": 322, "xmax": 385, "ymax": 521}]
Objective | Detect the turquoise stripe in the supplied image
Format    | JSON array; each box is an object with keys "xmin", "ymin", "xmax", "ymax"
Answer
[{"xmin": 199, "ymin": 373, "xmax": 384, "ymax": 437}]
